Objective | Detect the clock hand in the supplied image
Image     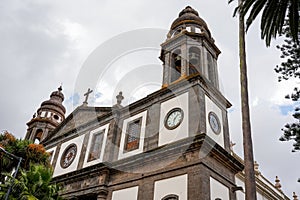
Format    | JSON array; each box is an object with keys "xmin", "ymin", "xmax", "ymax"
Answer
[{"xmin": 174, "ymin": 115, "xmax": 178, "ymax": 123}]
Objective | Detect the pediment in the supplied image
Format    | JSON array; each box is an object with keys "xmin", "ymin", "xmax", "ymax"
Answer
[{"xmin": 45, "ymin": 106, "xmax": 112, "ymax": 143}]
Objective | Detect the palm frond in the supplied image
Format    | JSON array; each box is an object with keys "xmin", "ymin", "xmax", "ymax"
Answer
[{"xmin": 245, "ymin": 0, "xmax": 267, "ymax": 30}]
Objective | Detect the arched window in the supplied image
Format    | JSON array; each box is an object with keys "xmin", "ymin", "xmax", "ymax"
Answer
[
  {"xmin": 171, "ymin": 49, "xmax": 182, "ymax": 82},
  {"xmin": 161, "ymin": 194, "xmax": 179, "ymax": 200},
  {"xmin": 34, "ymin": 129, "xmax": 43, "ymax": 144},
  {"xmin": 207, "ymin": 51, "xmax": 215, "ymax": 84},
  {"xmin": 189, "ymin": 47, "xmax": 201, "ymax": 75}
]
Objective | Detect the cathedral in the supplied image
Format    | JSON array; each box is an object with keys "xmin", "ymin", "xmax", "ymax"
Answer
[{"xmin": 25, "ymin": 6, "xmax": 292, "ymax": 200}]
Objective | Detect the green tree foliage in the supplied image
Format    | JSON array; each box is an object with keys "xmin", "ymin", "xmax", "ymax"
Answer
[
  {"xmin": 275, "ymin": 22, "xmax": 300, "ymax": 82},
  {"xmin": 277, "ymin": 22, "xmax": 300, "ymax": 152},
  {"xmin": 0, "ymin": 131, "xmax": 50, "ymax": 181},
  {"xmin": 0, "ymin": 132, "xmax": 63, "ymax": 199},
  {"xmin": 0, "ymin": 164, "xmax": 62, "ymax": 200},
  {"xmin": 236, "ymin": 0, "xmax": 300, "ymax": 46}
]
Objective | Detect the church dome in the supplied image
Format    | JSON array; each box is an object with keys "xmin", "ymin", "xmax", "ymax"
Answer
[
  {"xmin": 38, "ymin": 86, "xmax": 66, "ymax": 117},
  {"xmin": 50, "ymin": 87, "xmax": 64, "ymax": 102},
  {"xmin": 169, "ymin": 6, "xmax": 211, "ymax": 38}
]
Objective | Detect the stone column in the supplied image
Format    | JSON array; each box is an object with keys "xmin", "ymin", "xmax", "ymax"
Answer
[
  {"xmin": 202, "ymin": 48, "xmax": 208, "ymax": 78},
  {"xmin": 213, "ymin": 59, "xmax": 219, "ymax": 89},
  {"xmin": 181, "ymin": 42, "xmax": 188, "ymax": 77},
  {"xmin": 162, "ymin": 52, "xmax": 171, "ymax": 87},
  {"xmin": 97, "ymin": 169, "xmax": 109, "ymax": 200}
]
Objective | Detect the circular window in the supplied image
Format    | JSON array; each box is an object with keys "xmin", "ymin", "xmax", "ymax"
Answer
[
  {"xmin": 60, "ymin": 143, "xmax": 77, "ymax": 169},
  {"xmin": 53, "ymin": 115, "xmax": 59, "ymax": 120},
  {"xmin": 164, "ymin": 108, "xmax": 184, "ymax": 130},
  {"xmin": 208, "ymin": 111, "xmax": 221, "ymax": 135}
]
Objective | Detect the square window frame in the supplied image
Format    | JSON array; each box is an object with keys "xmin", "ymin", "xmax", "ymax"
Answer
[
  {"xmin": 82, "ymin": 124, "xmax": 109, "ymax": 168},
  {"xmin": 123, "ymin": 117, "xmax": 142, "ymax": 153},
  {"xmin": 87, "ymin": 130, "xmax": 105, "ymax": 162},
  {"xmin": 118, "ymin": 111, "xmax": 147, "ymax": 160}
]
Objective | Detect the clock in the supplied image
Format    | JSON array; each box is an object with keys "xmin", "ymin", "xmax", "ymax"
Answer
[
  {"xmin": 164, "ymin": 108, "xmax": 184, "ymax": 130},
  {"xmin": 60, "ymin": 143, "xmax": 77, "ymax": 169},
  {"xmin": 208, "ymin": 111, "xmax": 221, "ymax": 134}
]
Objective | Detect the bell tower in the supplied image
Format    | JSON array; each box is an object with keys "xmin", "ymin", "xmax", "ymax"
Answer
[
  {"xmin": 160, "ymin": 6, "xmax": 221, "ymax": 89},
  {"xmin": 25, "ymin": 86, "xmax": 66, "ymax": 143}
]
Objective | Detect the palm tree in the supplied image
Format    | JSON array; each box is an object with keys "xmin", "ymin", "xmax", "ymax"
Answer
[
  {"xmin": 237, "ymin": 0, "xmax": 257, "ymax": 199},
  {"xmin": 240, "ymin": 0, "xmax": 299, "ymax": 46},
  {"xmin": 229, "ymin": 0, "xmax": 299, "ymax": 199}
]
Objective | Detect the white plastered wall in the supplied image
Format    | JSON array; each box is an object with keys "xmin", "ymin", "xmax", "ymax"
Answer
[
  {"xmin": 210, "ymin": 177, "xmax": 230, "ymax": 200},
  {"xmin": 46, "ymin": 146, "xmax": 56, "ymax": 165},
  {"xmin": 118, "ymin": 111, "xmax": 147, "ymax": 160},
  {"xmin": 205, "ymin": 95, "xmax": 224, "ymax": 148},
  {"xmin": 159, "ymin": 92, "xmax": 189, "ymax": 146},
  {"xmin": 82, "ymin": 124, "xmax": 109, "ymax": 168},
  {"xmin": 112, "ymin": 186, "xmax": 139, "ymax": 200},
  {"xmin": 154, "ymin": 174, "xmax": 188, "ymax": 200},
  {"xmin": 53, "ymin": 134, "xmax": 85, "ymax": 177}
]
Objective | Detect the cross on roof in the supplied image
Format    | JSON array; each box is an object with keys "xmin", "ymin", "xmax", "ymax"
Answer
[{"xmin": 83, "ymin": 88, "xmax": 93, "ymax": 106}]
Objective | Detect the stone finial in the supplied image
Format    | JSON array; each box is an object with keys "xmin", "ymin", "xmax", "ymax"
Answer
[
  {"xmin": 293, "ymin": 192, "xmax": 298, "ymax": 200},
  {"xmin": 32, "ymin": 113, "xmax": 36, "ymax": 118},
  {"xmin": 83, "ymin": 88, "xmax": 93, "ymax": 106},
  {"xmin": 254, "ymin": 161, "xmax": 261, "ymax": 175},
  {"xmin": 274, "ymin": 176, "xmax": 282, "ymax": 192},
  {"xmin": 116, "ymin": 91, "xmax": 124, "ymax": 105}
]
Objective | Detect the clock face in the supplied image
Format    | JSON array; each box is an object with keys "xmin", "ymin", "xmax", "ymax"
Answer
[
  {"xmin": 60, "ymin": 144, "xmax": 77, "ymax": 169},
  {"xmin": 208, "ymin": 112, "xmax": 221, "ymax": 134},
  {"xmin": 164, "ymin": 108, "xmax": 184, "ymax": 130}
]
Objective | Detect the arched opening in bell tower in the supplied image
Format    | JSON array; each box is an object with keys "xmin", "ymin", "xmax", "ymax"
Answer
[
  {"xmin": 170, "ymin": 49, "xmax": 182, "ymax": 82},
  {"xmin": 34, "ymin": 129, "xmax": 43, "ymax": 144},
  {"xmin": 207, "ymin": 51, "xmax": 215, "ymax": 85},
  {"xmin": 188, "ymin": 46, "xmax": 201, "ymax": 75}
]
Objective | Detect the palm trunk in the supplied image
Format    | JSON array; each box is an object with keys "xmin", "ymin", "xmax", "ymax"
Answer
[{"xmin": 238, "ymin": 0, "xmax": 257, "ymax": 199}]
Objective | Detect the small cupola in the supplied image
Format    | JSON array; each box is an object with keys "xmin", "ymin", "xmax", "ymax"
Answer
[
  {"xmin": 25, "ymin": 86, "xmax": 66, "ymax": 143},
  {"xmin": 38, "ymin": 86, "xmax": 66, "ymax": 121},
  {"xmin": 169, "ymin": 6, "xmax": 212, "ymax": 39}
]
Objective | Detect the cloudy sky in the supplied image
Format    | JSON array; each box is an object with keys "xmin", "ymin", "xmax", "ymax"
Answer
[{"xmin": 0, "ymin": 0, "xmax": 298, "ymax": 197}]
